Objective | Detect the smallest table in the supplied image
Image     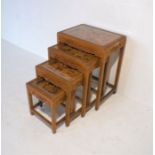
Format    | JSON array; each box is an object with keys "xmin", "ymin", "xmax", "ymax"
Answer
[
  {"xmin": 57, "ymin": 24, "xmax": 126, "ymax": 110},
  {"xmin": 26, "ymin": 78, "xmax": 66, "ymax": 133}
]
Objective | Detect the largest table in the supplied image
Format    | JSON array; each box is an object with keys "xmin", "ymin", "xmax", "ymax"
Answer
[{"xmin": 57, "ymin": 24, "xmax": 126, "ymax": 111}]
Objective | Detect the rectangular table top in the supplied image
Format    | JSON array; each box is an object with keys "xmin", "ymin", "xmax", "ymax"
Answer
[
  {"xmin": 60, "ymin": 24, "xmax": 124, "ymax": 47},
  {"xmin": 58, "ymin": 24, "xmax": 126, "ymax": 58}
]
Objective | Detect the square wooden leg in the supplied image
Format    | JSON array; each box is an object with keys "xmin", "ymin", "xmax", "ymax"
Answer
[
  {"xmin": 65, "ymin": 93, "xmax": 71, "ymax": 127},
  {"xmin": 81, "ymin": 74, "xmax": 90, "ymax": 117},
  {"xmin": 26, "ymin": 87, "xmax": 34, "ymax": 115},
  {"xmin": 71, "ymin": 91, "xmax": 76, "ymax": 113},
  {"xmin": 101, "ymin": 57, "xmax": 110, "ymax": 97},
  {"xmin": 51, "ymin": 105, "xmax": 56, "ymax": 134},
  {"xmin": 113, "ymin": 47, "xmax": 125, "ymax": 93},
  {"xmin": 86, "ymin": 73, "xmax": 92, "ymax": 106},
  {"xmin": 95, "ymin": 60, "xmax": 106, "ymax": 110}
]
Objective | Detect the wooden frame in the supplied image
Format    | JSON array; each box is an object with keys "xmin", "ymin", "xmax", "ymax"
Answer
[
  {"xmin": 48, "ymin": 44, "xmax": 98, "ymax": 116},
  {"xmin": 35, "ymin": 60, "xmax": 83, "ymax": 117},
  {"xmin": 26, "ymin": 24, "xmax": 126, "ymax": 134},
  {"xmin": 57, "ymin": 24, "xmax": 126, "ymax": 111},
  {"xmin": 26, "ymin": 78, "xmax": 68, "ymax": 134}
]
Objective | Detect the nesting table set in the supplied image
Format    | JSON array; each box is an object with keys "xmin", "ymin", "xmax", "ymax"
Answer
[{"xmin": 26, "ymin": 24, "xmax": 126, "ymax": 134}]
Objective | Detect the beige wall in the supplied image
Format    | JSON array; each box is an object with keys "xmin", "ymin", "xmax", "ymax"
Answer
[{"xmin": 2, "ymin": 0, "xmax": 153, "ymax": 104}]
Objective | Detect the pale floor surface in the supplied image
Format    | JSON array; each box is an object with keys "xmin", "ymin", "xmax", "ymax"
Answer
[{"xmin": 2, "ymin": 40, "xmax": 152, "ymax": 155}]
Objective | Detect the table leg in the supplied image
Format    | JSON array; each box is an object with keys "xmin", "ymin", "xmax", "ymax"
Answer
[
  {"xmin": 113, "ymin": 47, "xmax": 125, "ymax": 93},
  {"xmin": 86, "ymin": 73, "xmax": 92, "ymax": 107},
  {"xmin": 101, "ymin": 57, "xmax": 110, "ymax": 97},
  {"xmin": 65, "ymin": 93, "xmax": 71, "ymax": 126},
  {"xmin": 95, "ymin": 60, "xmax": 106, "ymax": 110},
  {"xmin": 26, "ymin": 87, "xmax": 34, "ymax": 115},
  {"xmin": 71, "ymin": 90, "xmax": 76, "ymax": 113},
  {"xmin": 81, "ymin": 74, "xmax": 90, "ymax": 117},
  {"xmin": 51, "ymin": 105, "xmax": 56, "ymax": 134}
]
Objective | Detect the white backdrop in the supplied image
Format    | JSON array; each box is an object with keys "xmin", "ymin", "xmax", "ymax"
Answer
[{"xmin": 2, "ymin": 0, "xmax": 153, "ymax": 104}]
